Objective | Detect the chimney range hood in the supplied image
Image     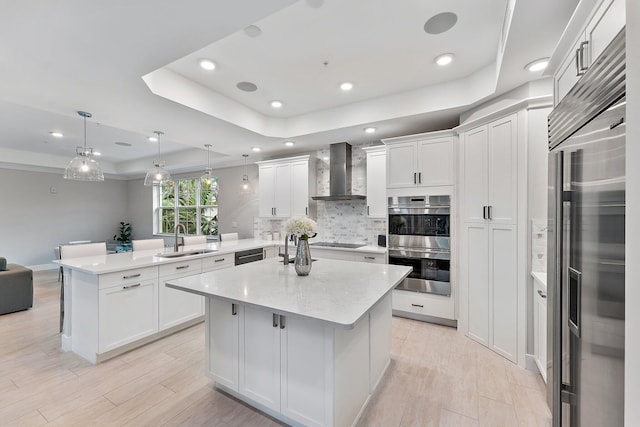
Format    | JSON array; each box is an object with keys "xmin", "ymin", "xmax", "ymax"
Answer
[{"xmin": 312, "ymin": 142, "xmax": 366, "ymax": 201}]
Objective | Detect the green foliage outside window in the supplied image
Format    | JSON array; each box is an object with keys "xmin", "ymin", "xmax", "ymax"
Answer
[{"xmin": 158, "ymin": 177, "xmax": 218, "ymax": 236}]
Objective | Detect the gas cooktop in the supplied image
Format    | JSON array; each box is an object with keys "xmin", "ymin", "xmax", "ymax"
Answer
[{"xmin": 309, "ymin": 242, "xmax": 365, "ymax": 249}]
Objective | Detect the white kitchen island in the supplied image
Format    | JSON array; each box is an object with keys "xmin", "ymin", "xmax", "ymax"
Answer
[{"xmin": 167, "ymin": 258, "xmax": 411, "ymax": 427}]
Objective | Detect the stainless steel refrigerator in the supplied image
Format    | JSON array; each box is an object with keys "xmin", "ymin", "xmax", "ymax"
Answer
[{"xmin": 547, "ymin": 30, "xmax": 625, "ymax": 427}]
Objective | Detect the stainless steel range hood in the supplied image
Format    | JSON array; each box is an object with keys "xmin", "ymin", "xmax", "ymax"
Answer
[{"xmin": 312, "ymin": 142, "xmax": 366, "ymax": 201}]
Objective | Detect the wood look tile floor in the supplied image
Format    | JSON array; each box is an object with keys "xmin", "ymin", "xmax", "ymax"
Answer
[{"xmin": 0, "ymin": 272, "xmax": 550, "ymax": 426}]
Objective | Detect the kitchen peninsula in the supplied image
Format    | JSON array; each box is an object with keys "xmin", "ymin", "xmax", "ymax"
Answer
[{"xmin": 167, "ymin": 258, "xmax": 410, "ymax": 427}]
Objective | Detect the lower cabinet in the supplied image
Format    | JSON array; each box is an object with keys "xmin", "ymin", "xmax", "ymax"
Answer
[
  {"xmin": 99, "ymin": 279, "xmax": 158, "ymax": 353},
  {"xmin": 159, "ymin": 259, "xmax": 203, "ymax": 331},
  {"xmin": 311, "ymin": 248, "xmax": 385, "ymax": 264},
  {"xmin": 207, "ymin": 298, "xmax": 239, "ymax": 390},
  {"xmin": 533, "ymin": 278, "xmax": 547, "ymax": 382}
]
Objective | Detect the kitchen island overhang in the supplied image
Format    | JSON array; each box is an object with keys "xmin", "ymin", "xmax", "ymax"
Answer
[{"xmin": 167, "ymin": 258, "xmax": 411, "ymax": 427}]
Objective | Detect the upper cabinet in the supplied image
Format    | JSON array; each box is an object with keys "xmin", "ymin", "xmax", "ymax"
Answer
[
  {"xmin": 257, "ymin": 156, "xmax": 315, "ymax": 219},
  {"xmin": 553, "ymin": 0, "xmax": 625, "ymax": 104},
  {"xmin": 362, "ymin": 146, "xmax": 386, "ymax": 218},
  {"xmin": 383, "ymin": 131, "xmax": 454, "ymax": 188}
]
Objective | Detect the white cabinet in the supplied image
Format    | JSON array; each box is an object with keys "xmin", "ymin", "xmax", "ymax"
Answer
[
  {"xmin": 383, "ymin": 131, "xmax": 454, "ymax": 188},
  {"xmin": 257, "ymin": 155, "xmax": 313, "ymax": 218},
  {"xmin": 158, "ymin": 259, "xmax": 203, "ymax": 331},
  {"xmin": 263, "ymin": 246, "xmax": 275, "ymax": 259},
  {"xmin": 310, "ymin": 247, "xmax": 385, "ymax": 264},
  {"xmin": 553, "ymin": 0, "xmax": 625, "ymax": 104},
  {"xmin": 460, "ymin": 113, "xmax": 519, "ymax": 363},
  {"xmin": 533, "ymin": 276, "xmax": 547, "ymax": 382},
  {"xmin": 98, "ymin": 279, "xmax": 158, "ymax": 353},
  {"xmin": 202, "ymin": 252, "xmax": 234, "ymax": 272},
  {"xmin": 207, "ymin": 298, "xmax": 239, "ymax": 391},
  {"xmin": 392, "ymin": 289, "xmax": 456, "ymax": 321},
  {"xmin": 363, "ymin": 146, "xmax": 387, "ymax": 218}
]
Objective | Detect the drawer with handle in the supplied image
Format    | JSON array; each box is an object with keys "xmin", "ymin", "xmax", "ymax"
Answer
[
  {"xmin": 202, "ymin": 253, "xmax": 234, "ymax": 272},
  {"xmin": 356, "ymin": 253, "xmax": 385, "ymax": 264},
  {"xmin": 99, "ymin": 266, "xmax": 158, "ymax": 289},
  {"xmin": 159, "ymin": 259, "xmax": 202, "ymax": 278}
]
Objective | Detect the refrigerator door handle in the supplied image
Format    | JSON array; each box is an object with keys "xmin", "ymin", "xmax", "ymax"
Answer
[
  {"xmin": 561, "ymin": 383, "xmax": 577, "ymax": 406},
  {"xmin": 568, "ymin": 267, "xmax": 582, "ymax": 338}
]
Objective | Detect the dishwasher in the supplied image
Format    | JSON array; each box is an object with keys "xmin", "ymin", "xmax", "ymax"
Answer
[{"xmin": 234, "ymin": 248, "xmax": 264, "ymax": 265}]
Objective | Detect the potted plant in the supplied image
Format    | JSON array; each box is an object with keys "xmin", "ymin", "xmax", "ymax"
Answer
[{"xmin": 114, "ymin": 222, "xmax": 132, "ymax": 252}]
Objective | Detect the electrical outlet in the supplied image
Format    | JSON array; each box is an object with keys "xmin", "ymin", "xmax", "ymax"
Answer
[{"xmin": 50, "ymin": 186, "xmax": 57, "ymax": 194}]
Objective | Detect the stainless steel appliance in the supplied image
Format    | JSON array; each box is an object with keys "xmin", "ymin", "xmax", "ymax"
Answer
[
  {"xmin": 234, "ymin": 248, "xmax": 264, "ymax": 265},
  {"xmin": 547, "ymin": 29, "xmax": 625, "ymax": 427},
  {"xmin": 387, "ymin": 195, "xmax": 451, "ymax": 296}
]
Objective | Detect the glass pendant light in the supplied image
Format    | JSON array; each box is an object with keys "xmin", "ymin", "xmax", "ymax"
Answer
[
  {"xmin": 200, "ymin": 144, "xmax": 216, "ymax": 187},
  {"xmin": 241, "ymin": 154, "xmax": 250, "ymax": 190},
  {"xmin": 144, "ymin": 131, "xmax": 172, "ymax": 186},
  {"xmin": 63, "ymin": 111, "xmax": 104, "ymax": 181}
]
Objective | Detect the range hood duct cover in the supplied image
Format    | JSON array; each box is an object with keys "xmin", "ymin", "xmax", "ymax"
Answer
[{"xmin": 312, "ymin": 142, "xmax": 366, "ymax": 201}]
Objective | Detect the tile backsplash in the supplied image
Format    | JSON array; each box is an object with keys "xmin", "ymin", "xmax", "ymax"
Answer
[
  {"xmin": 531, "ymin": 219, "xmax": 547, "ymax": 273},
  {"xmin": 254, "ymin": 142, "xmax": 387, "ymax": 245}
]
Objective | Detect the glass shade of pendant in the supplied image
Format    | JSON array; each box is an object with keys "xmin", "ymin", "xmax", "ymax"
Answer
[
  {"xmin": 64, "ymin": 148, "xmax": 104, "ymax": 181},
  {"xmin": 200, "ymin": 168, "xmax": 214, "ymax": 185},
  {"xmin": 144, "ymin": 161, "xmax": 172, "ymax": 186}
]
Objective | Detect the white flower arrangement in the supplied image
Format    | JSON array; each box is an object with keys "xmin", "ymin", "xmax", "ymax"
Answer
[{"xmin": 285, "ymin": 216, "xmax": 317, "ymax": 240}]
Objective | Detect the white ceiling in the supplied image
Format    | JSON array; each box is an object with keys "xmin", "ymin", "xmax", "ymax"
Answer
[{"xmin": 0, "ymin": 0, "xmax": 578, "ymax": 178}]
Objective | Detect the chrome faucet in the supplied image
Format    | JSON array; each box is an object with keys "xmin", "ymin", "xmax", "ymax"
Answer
[
  {"xmin": 174, "ymin": 224, "xmax": 186, "ymax": 252},
  {"xmin": 283, "ymin": 234, "xmax": 290, "ymax": 265}
]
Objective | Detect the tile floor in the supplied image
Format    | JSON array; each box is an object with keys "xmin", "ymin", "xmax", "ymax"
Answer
[{"xmin": 0, "ymin": 271, "xmax": 550, "ymax": 426}]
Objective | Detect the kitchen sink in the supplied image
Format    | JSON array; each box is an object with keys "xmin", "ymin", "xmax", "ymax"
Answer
[{"xmin": 157, "ymin": 249, "xmax": 217, "ymax": 258}]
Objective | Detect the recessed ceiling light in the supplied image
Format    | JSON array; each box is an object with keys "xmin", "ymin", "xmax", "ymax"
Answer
[
  {"xmin": 199, "ymin": 59, "xmax": 216, "ymax": 71},
  {"xmin": 252, "ymin": 147, "xmax": 261, "ymax": 152},
  {"xmin": 284, "ymin": 141, "xmax": 295, "ymax": 147},
  {"xmin": 237, "ymin": 81, "xmax": 258, "ymax": 92},
  {"xmin": 115, "ymin": 141, "xmax": 132, "ymax": 147},
  {"xmin": 364, "ymin": 127, "xmax": 377, "ymax": 134},
  {"xmin": 525, "ymin": 58, "xmax": 550, "ymax": 72},
  {"xmin": 424, "ymin": 12, "xmax": 458, "ymax": 35},
  {"xmin": 148, "ymin": 136, "xmax": 158, "ymax": 142},
  {"xmin": 244, "ymin": 25, "xmax": 262, "ymax": 37},
  {"xmin": 271, "ymin": 100, "xmax": 283, "ymax": 108},
  {"xmin": 340, "ymin": 82, "xmax": 353, "ymax": 91},
  {"xmin": 50, "ymin": 131, "xmax": 64, "ymax": 138},
  {"xmin": 435, "ymin": 53, "xmax": 454, "ymax": 66},
  {"xmin": 306, "ymin": 0, "xmax": 324, "ymax": 8}
]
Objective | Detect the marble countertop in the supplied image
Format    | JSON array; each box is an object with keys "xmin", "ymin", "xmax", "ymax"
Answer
[
  {"xmin": 531, "ymin": 271, "xmax": 547, "ymax": 291},
  {"xmin": 54, "ymin": 239, "xmax": 277, "ymax": 274},
  {"xmin": 166, "ymin": 258, "xmax": 411, "ymax": 329}
]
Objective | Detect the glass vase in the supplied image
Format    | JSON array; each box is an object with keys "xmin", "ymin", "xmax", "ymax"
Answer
[{"xmin": 294, "ymin": 238, "xmax": 312, "ymax": 276}]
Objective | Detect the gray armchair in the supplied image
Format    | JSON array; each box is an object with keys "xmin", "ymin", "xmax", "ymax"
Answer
[{"xmin": 0, "ymin": 263, "xmax": 33, "ymax": 315}]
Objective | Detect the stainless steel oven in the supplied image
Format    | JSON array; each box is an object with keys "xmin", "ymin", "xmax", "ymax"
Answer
[{"xmin": 388, "ymin": 195, "xmax": 451, "ymax": 296}]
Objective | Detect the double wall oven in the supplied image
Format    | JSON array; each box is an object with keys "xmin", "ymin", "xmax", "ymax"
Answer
[{"xmin": 388, "ymin": 195, "xmax": 451, "ymax": 297}]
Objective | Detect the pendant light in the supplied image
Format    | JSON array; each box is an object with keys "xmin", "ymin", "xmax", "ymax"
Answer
[
  {"xmin": 241, "ymin": 154, "xmax": 250, "ymax": 190},
  {"xmin": 144, "ymin": 131, "xmax": 172, "ymax": 186},
  {"xmin": 63, "ymin": 111, "xmax": 104, "ymax": 181},
  {"xmin": 200, "ymin": 144, "xmax": 216, "ymax": 186}
]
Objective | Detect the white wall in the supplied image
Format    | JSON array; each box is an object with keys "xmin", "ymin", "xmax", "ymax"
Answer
[
  {"xmin": 0, "ymin": 168, "xmax": 128, "ymax": 267},
  {"xmin": 126, "ymin": 178, "xmax": 154, "ymax": 240},
  {"xmin": 625, "ymin": 1, "xmax": 639, "ymax": 424}
]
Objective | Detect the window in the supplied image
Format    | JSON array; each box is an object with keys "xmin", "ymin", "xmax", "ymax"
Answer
[{"xmin": 154, "ymin": 177, "xmax": 218, "ymax": 236}]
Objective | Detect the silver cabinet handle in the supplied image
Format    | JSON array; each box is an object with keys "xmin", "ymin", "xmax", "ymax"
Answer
[
  {"xmin": 279, "ymin": 315, "xmax": 285, "ymax": 330},
  {"xmin": 274, "ymin": 207, "xmax": 277, "ymax": 216},
  {"xmin": 364, "ymin": 256, "xmax": 375, "ymax": 260},
  {"xmin": 411, "ymin": 303, "xmax": 424, "ymax": 308},
  {"xmin": 483, "ymin": 206, "xmax": 488, "ymax": 220},
  {"xmin": 123, "ymin": 283, "xmax": 141, "ymax": 289},
  {"xmin": 176, "ymin": 265, "xmax": 189, "ymax": 270},
  {"xmin": 273, "ymin": 313, "xmax": 279, "ymax": 328},
  {"xmin": 418, "ymin": 172, "xmax": 421, "ymax": 184},
  {"xmin": 413, "ymin": 172, "xmax": 417, "ymax": 184},
  {"xmin": 575, "ymin": 48, "xmax": 582, "ymax": 76},
  {"xmin": 214, "ymin": 258, "xmax": 226, "ymax": 263},
  {"xmin": 123, "ymin": 273, "xmax": 141, "ymax": 279},
  {"xmin": 537, "ymin": 289, "xmax": 547, "ymax": 299},
  {"xmin": 367, "ymin": 206, "xmax": 370, "ymax": 215},
  {"xmin": 576, "ymin": 41, "xmax": 589, "ymax": 76},
  {"xmin": 305, "ymin": 206, "xmax": 308, "ymax": 215},
  {"xmin": 231, "ymin": 303, "xmax": 237, "ymax": 316},
  {"xmin": 487, "ymin": 205, "xmax": 492, "ymax": 220}
]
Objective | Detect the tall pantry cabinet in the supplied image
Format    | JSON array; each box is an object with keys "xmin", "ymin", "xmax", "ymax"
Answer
[{"xmin": 457, "ymin": 101, "xmax": 550, "ymax": 366}]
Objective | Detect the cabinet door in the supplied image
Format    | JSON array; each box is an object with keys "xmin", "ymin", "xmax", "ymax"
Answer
[
  {"xmin": 387, "ymin": 142, "xmax": 417, "ymax": 188},
  {"xmin": 99, "ymin": 280, "xmax": 158, "ymax": 352},
  {"xmin": 463, "ymin": 224, "xmax": 489, "ymax": 346},
  {"xmin": 291, "ymin": 161, "xmax": 309, "ymax": 217},
  {"xmin": 274, "ymin": 163, "xmax": 292, "ymax": 218},
  {"xmin": 207, "ymin": 298, "xmax": 239, "ymax": 391},
  {"xmin": 366, "ymin": 150, "xmax": 387, "ymax": 218},
  {"xmin": 555, "ymin": 34, "xmax": 586, "ymax": 105},
  {"xmin": 461, "ymin": 126, "xmax": 488, "ymax": 223},
  {"xmin": 240, "ymin": 305, "xmax": 281, "ymax": 412},
  {"xmin": 280, "ymin": 315, "xmax": 329, "ymax": 427},
  {"xmin": 586, "ymin": 0, "xmax": 625, "ymax": 66},
  {"xmin": 489, "ymin": 224, "xmax": 518, "ymax": 363},
  {"xmin": 488, "ymin": 114, "xmax": 518, "ymax": 225},
  {"xmin": 417, "ymin": 137, "xmax": 453, "ymax": 186},
  {"xmin": 534, "ymin": 286, "xmax": 547, "ymax": 382},
  {"xmin": 159, "ymin": 279, "xmax": 203, "ymax": 331},
  {"xmin": 259, "ymin": 165, "xmax": 276, "ymax": 217}
]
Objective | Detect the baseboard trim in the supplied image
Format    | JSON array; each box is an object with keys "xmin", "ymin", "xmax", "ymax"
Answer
[{"xmin": 525, "ymin": 353, "xmax": 539, "ymax": 373}]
